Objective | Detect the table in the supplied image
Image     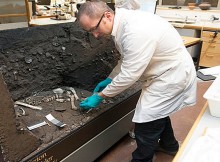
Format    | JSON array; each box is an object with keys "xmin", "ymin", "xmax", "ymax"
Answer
[
  {"xmin": 29, "ymin": 16, "xmax": 76, "ymax": 26},
  {"xmin": 182, "ymin": 36, "xmax": 203, "ymax": 70},
  {"xmin": 182, "ymin": 36, "xmax": 201, "ymax": 47},
  {"xmin": 172, "ymin": 102, "xmax": 220, "ymax": 162}
]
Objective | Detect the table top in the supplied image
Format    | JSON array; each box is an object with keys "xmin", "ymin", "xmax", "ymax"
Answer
[
  {"xmin": 29, "ymin": 16, "xmax": 76, "ymax": 26},
  {"xmin": 172, "ymin": 21, "xmax": 220, "ymax": 31},
  {"xmin": 182, "ymin": 36, "xmax": 202, "ymax": 47},
  {"xmin": 172, "ymin": 102, "xmax": 220, "ymax": 162}
]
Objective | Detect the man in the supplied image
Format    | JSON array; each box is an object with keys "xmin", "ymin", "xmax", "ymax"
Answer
[{"xmin": 78, "ymin": 1, "xmax": 197, "ymax": 162}]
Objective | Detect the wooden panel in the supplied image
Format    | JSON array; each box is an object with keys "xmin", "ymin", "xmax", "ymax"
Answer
[
  {"xmin": 201, "ymin": 42, "xmax": 220, "ymax": 53},
  {"xmin": 0, "ymin": 0, "xmax": 27, "ymax": 24},
  {"xmin": 202, "ymin": 31, "xmax": 220, "ymax": 38},
  {"xmin": 199, "ymin": 51, "xmax": 220, "ymax": 67},
  {"xmin": 199, "ymin": 31, "xmax": 220, "ymax": 67},
  {"xmin": 201, "ymin": 31, "xmax": 220, "ymax": 44}
]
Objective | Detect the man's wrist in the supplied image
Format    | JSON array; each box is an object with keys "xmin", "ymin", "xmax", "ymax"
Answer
[{"xmin": 98, "ymin": 92, "xmax": 107, "ymax": 99}]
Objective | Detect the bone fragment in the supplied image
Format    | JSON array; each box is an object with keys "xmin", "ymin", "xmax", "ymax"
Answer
[
  {"xmin": 15, "ymin": 101, "xmax": 42, "ymax": 110},
  {"xmin": 19, "ymin": 107, "xmax": 26, "ymax": 116},
  {"xmin": 53, "ymin": 88, "xmax": 64, "ymax": 94},
  {"xmin": 69, "ymin": 95, "xmax": 77, "ymax": 110},
  {"xmin": 69, "ymin": 87, "xmax": 79, "ymax": 100},
  {"xmin": 86, "ymin": 109, "xmax": 93, "ymax": 114},
  {"xmin": 42, "ymin": 96, "xmax": 56, "ymax": 102},
  {"xmin": 56, "ymin": 98, "xmax": 65, "ymax": 103}
]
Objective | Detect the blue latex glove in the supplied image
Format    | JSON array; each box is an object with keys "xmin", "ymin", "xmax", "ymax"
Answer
[
  {"xmin": 80, "ymin": 93, "xmax": 104, "ymax": 109},
  {"xmin": 93, "ymin": 78, "xmax": 112, "ymax": 93}
]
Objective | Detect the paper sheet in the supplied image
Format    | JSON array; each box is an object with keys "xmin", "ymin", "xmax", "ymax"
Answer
[
  {"xmin": 198, "ymin": 66, "xmax": 220, "ymax": 77},
  {"xmin": 182, "ymin": 128, "xmax": 220, "ymax": 162}
]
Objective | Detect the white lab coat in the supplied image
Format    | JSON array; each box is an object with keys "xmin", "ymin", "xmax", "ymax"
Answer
[{"xmin": 102, "ymin": 8, "xmax": 197, "ymax": 123}]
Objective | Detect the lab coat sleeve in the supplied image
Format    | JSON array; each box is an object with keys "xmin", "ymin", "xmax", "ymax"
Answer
[{"xmin": 102, "ymin": 30, "xmax": 157, "ymax": 97}]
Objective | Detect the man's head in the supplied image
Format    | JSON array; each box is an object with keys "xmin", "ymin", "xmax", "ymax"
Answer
[{"xmin": 77, "ymin": 1, "xmax": 114, "ymax": 38}]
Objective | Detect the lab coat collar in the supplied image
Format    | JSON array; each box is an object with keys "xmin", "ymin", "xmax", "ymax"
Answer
[{"xmin": 111, "ymin": 8, "xmax": 123, "ymax": 37}]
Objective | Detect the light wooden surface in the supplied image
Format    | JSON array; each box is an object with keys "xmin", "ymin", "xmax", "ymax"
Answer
[
  {"xmin": 177, "ymin": 23, "xmax": 219, "ymax": 31},
  {"xmin": 29, "ymin": 17, "xmax": 76, "ymax": 26},
  {"xmin": 182, "ymin": 36, "xmax": 202, "ymax": 47},
  {"xmin": 172, "ymin": 22, "xmax": 220, "ymax": 31}
]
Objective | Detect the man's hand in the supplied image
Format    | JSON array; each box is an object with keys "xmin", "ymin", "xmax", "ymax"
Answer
[
  {"xmin": 93, "ymin": 78, "xmax": 112, "ymax": 93},
  {"xmin": 80, "ymin": 93, "xmax": 104, "ymax": 109}
]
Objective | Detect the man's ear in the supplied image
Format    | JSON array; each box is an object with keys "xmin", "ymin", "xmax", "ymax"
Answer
[{"xmin": 105, "ymin": 11, "xmax": 113, "ymax": 22}]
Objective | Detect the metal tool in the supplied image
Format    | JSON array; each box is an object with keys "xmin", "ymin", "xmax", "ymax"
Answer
[
  {"xmin": 46, "ymin": 114, "xmax": 66, "ymax": 128},
  {"xmin": 27, "ymin": 121, "xmax": 49, "ymax": 130}
]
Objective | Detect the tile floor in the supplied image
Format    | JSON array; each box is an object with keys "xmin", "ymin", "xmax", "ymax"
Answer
[{"xmin": 94, "ymin": 81, "xmax": 212, "ymax": 162}]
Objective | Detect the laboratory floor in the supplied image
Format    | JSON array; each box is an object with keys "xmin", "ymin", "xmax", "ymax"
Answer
[{"xmin": 95, "ymin": 80, "xmax": 212, "ymax": 162}]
